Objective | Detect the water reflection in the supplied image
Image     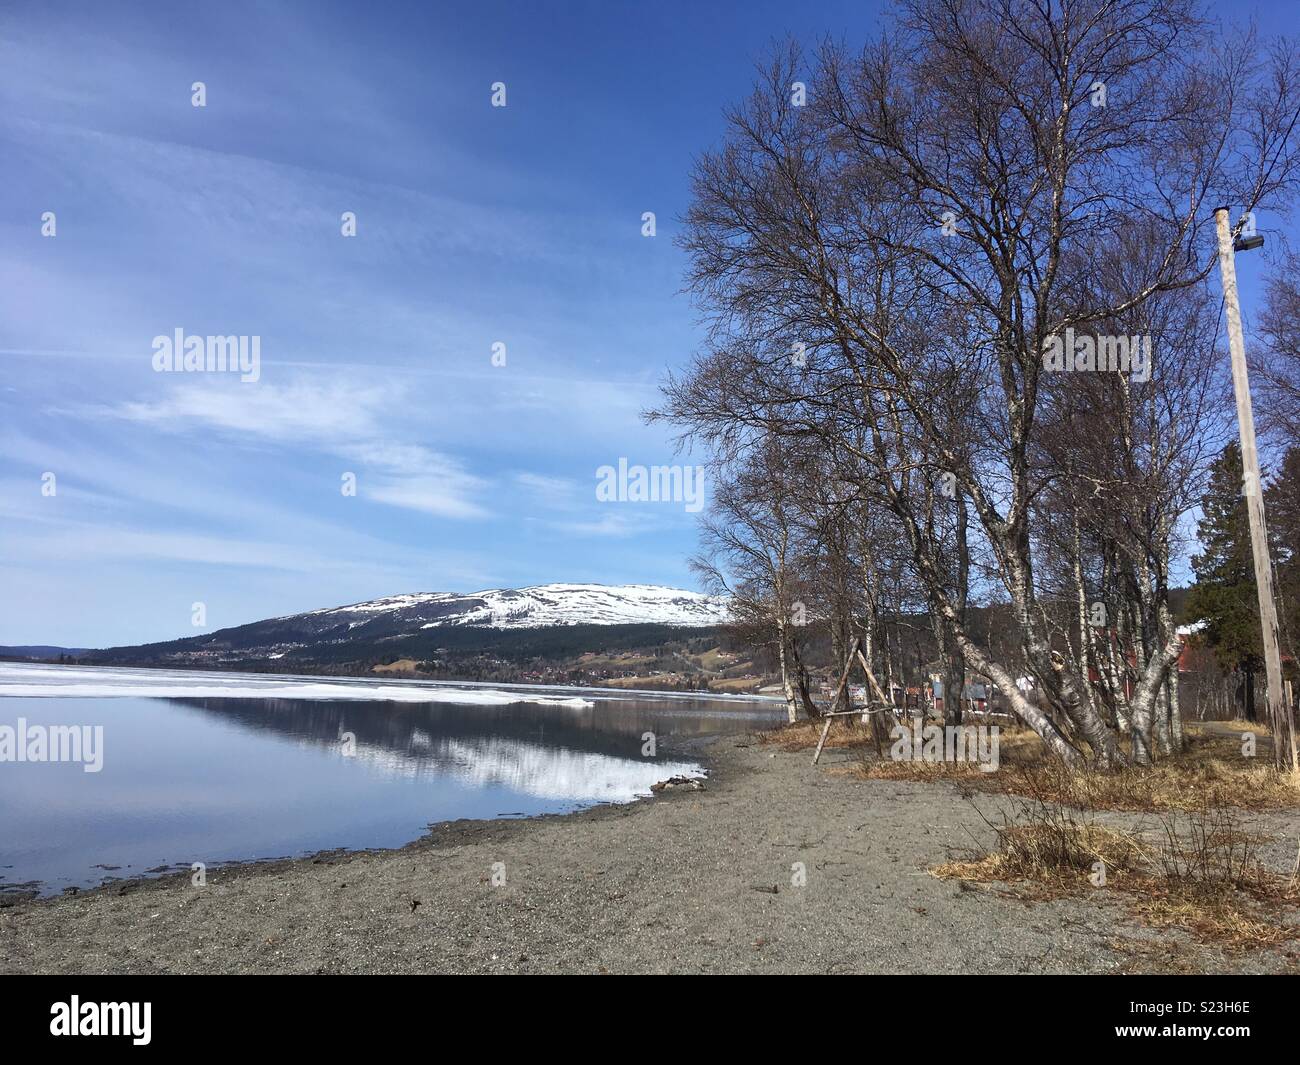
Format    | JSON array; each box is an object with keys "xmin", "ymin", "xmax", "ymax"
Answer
[{"xmin": 162, "ymin": 695, "xmax": 724, "ymax": 800}]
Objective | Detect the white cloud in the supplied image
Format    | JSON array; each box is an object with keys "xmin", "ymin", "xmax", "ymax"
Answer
[
  {"xmin": 102, "ymin": 380, "xmax": 490, "ymax": 520},
  {"xmin": 512, "ymin": 472, "xmax": 676, "ymax": 537},
  {"xmin": 1, "ymin": 522, "xmax": 334, "ymax": 572},
  {"xmin": 546, "ymin": 511, "xmax": 656, "ymax": 538},
  {"xmin": 114, "ymin": 381, "xmax": 381, "ymax": 440},
  {"xmin": 514, "ymin": 471, "xmax": 580, "ymax": 507},
  {"xmin": 367, "ymin": 474, "xmax": 489, "ymax": 520}
]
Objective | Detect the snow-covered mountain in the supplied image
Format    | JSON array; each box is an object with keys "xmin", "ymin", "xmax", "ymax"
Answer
[
  {"xmin": 86, "ymin": 583, "xmax": 732, "ymax": 668},
  {"xmin": 303, "ymin": 583, "xmax": 730, "ymax": 629}
]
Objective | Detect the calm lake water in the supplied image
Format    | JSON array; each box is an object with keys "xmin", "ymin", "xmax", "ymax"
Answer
[{"xmin": 0, "ymin": 663, "xmax": 783, "ymax": 897}]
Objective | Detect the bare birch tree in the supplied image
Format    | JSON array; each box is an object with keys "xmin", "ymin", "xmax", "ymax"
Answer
[{"xmin": 652, "ymin": 0, "xmax": 1300, "ymax": 766}]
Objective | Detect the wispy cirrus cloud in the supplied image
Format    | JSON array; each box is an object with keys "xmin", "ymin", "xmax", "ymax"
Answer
[
  {"xmin": 511, "ymin": 470, "xmax": 681, "ymax": 537},
  {"xmin": 514, "ymin": 471, "xmax": 581, "ymax": 507},
  {"xmin": 546, "ymin": 511, "xmax": 651, "ymax": 537},
  {"xmin": 113, "ymin": 380, "xmax": 382, "ymax": 440},
  {"xmin": 102, "ymin": 379, "xmax": 491, "ymax": 520}
]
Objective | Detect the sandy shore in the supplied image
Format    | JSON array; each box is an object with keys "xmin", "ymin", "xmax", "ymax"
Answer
[{"xmin": 2, "ymin": 736, "xmax": 1295, "ymax": 974}]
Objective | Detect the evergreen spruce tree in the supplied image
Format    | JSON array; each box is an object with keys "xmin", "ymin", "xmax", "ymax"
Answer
[
  {"xmin": 1265, "ymin": 447, "xmax": 1300, "ymax": 697},
  {"xmin": 1185, "ymin": 442, "xmax": 1263, "ymax": 720}
]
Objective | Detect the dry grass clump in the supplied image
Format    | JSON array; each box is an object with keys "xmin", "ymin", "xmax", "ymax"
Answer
[
  {"xmin": 935, "ymin": 787, "xmax": 1148, "ymax": 887},
  {"xmin": 996, "ymin": 752, "xmax": 1300, "ymax": 813},
  {"xmin": 1203, "ymin": 719, "xmax": 1272, "ymax": 734},
  {"xmin": 838, "ymin": 718, "xmax": 1300, "ymax": 812},
  {"xmin": 758, "ymin": 719, "xmax": 877, "ymax": 752},
  {"xmin": 855, "ymin": 722, "xmax": 1045, "ymax": 778},
  {"xmin": 1129, "ymin": 807, "xmax": 1300, "ymax": 948},
  {"xmin": 1126, "ymin": 892, "xmax": 1297, "ymax": 949},
  {"xmin": 934, "ymin": 786, "xmax": 1300, "ymax": 952},
  {"xmin": 939, "ymin": 821, "xmax": 1145, "ymax": 886}
]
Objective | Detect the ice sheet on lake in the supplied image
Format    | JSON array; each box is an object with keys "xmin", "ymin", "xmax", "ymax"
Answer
[{"xmin": 0, "ymin": 663, "xmax": 595, "ymax": 708}]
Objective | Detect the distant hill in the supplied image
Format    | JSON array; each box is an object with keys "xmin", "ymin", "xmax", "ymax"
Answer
[
  {"xmin": 0, "ymin": 645, "xmax": 90, "ymax": 660},
  {"xmin": 77, "ymin": 584, "xmax": 742, "ymax": 686}
]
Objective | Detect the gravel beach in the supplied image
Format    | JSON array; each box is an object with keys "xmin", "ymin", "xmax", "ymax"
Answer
[{"xmin": 2, "ymin": 736, "xmax": 1295, "ymax": 975}]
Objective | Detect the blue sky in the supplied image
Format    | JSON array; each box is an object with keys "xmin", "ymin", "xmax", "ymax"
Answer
[{"xmin": 1, "ymin": 0, "xmax": 1292, "ymax": 647}]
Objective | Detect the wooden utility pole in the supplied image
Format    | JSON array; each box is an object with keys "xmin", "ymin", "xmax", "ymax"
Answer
[{"xmin": 1213, "ymin": 207, "xmax": 1292, "ymax": 770}]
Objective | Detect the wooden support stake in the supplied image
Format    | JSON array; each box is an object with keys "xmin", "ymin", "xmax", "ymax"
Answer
[
  {"xmin": 855, "ymin": 648, "xmax": 890, "ymax": 705},
  {"xmin": 826, "ymin": 636, "xmax": 860, "ymax": 709},
  {"xmin": 813, "ymin": 637, "xmax": 907, "ymax": 764},
  {"xmin": 811, "ymin": 715, "xmax": 835, "ymax": 766},
  {"xmin": 813, "ymin": 636, "xmax": 862, "ymax": 765}
]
